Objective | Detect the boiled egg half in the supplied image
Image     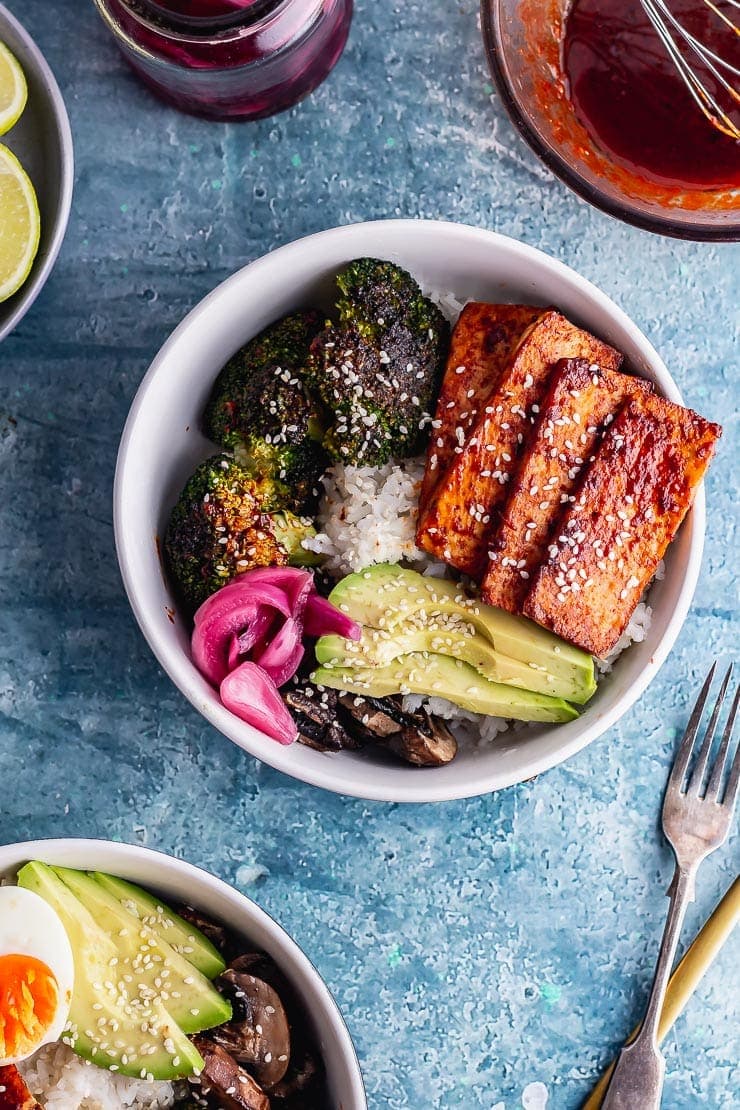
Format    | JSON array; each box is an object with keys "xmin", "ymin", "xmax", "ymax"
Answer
[{"xmin": 0, "ymin": 886, "xmax": 74, "ymax": 1065}]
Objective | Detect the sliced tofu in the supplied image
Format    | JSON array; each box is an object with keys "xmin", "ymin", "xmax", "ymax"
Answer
[
  {"xmin": 482, "ymin": 358, "xmax": 650, "ymax": 612},
  {"xmin": 0, "ymin": 1065, "xmax": 41, "ymax": 1110},
  {"xmin": 416, "ymin": 310, "xmax": 622, "ymax": 578},
  {"xmin": 420, "ymin": 303, "xmax": 545, "ymax": 510},
  {"xmin": 523, "ymin": 392, "xmax": 721, "ymax": 658}
]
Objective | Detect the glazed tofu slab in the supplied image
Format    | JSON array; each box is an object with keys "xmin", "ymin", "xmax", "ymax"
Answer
[
  {"xmin": 419, "ymin": 302, "xmax": 545, "ymax": 510},
  {"xmin": 523, "ymin": 392, "xmax": 722, "ymax": 657},
  {"xmin": 416, "ymin": 311, "xmax": 622, "ymax": 577},
  {"xmin": 482, "ymin": 358, "xmax": 651, "ymax": 613}
]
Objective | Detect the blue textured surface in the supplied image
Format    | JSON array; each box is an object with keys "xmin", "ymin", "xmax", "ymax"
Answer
[{"xmin": 0, "ymin": 1, "xmax": 738, "ymax": 1106}]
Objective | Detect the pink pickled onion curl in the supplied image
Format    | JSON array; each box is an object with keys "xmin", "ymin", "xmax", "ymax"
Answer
[
  {"xmin": 220, "ymin": 662, "xmax": 298, "ymax": 746},
  {"xmin": 191, "ymin": 567, "xmax": 361, "ymax": 744}
]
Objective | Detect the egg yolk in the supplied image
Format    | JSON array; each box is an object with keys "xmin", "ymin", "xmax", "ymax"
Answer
[{"xmin": 0, "ymin": 954, "xmax": 60, "ymax": 1061}]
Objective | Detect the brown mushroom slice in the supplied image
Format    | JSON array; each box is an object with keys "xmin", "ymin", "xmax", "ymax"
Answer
[
  {"xmin": 191, "ymin": 1039, "xmax": 270, "ymax": 1110},
  {"xmin": 227, "ymin": 955, "xmax": 329, "ymax": 1107},
  {"xmin": 284, "ymin": 683, "xmax": 363, "ymax": 752},
  {"xmin": 176, "ymin": 904, "xmax": 230, "ymax": 953},
  {"xmin": 337, "ymin": 694, "xmax": 458, "ymax": 767},
  {"xmin": 268, "ymin": 1044, "xmax": 319, "ymax": 1100},
  {"xmin": 386, "ymin": 712, "xmax": 459, "ymax": 767},
  {"xmin": 210, "ymin": 969, "xmax": 291, "ymax": 1090}
]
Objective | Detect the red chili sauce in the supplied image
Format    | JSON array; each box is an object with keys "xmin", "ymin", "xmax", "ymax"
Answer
[{"xmin": 563, "ymin": 0, "xmax": 740, "ymax": 190}]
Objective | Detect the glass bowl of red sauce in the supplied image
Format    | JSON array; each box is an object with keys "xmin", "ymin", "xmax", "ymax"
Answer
[
  {"xmin": 481, "ymin": 0, "xmax": 739, "ymax": 240},
  {"xmin": 93, "ymin": 0, "xmax": 352, "ymax": 121}
]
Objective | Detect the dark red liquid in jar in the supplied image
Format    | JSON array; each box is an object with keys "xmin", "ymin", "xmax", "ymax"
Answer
[
  {"xmin": 97, "ymin": 0, "xmax": 352, "ymax": 119},
  {"xmin": 563, "ymin": 0, "xmax": 740, "ymax": 190},
  {"xmin": 150, "ymin": 0, "xmax": 262, "ymax": 15}
]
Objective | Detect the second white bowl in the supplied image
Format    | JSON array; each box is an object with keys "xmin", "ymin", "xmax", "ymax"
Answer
[
  {"xmin": 114, "ymin": 220, "xmax": 705, "ymax": 803},
  {"xmin": 0, "ymin": 838, "xmax": 366, "ymax": 1109}
]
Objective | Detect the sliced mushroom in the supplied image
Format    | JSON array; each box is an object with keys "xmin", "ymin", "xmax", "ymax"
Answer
[
  {"xmin": 386, "ymin": 711, "xmax": 459, "ymax": 766},
  {"xmin": 283, "ymin": 682, "xmax": 362, "ymax": 752},
  {"xmin": 176, "ymin": 904, "xmax": 230, "ymax": 954},
  {"xmin": 191, "ymin": 1039, "xmax": 270, "ymax": 1110},
  {"xmin": 227, "ymin": 956, "xmax": 327, "ymax": 1106},
  {"xmin": 337, "ymin": 694, "xmax": 458, "ymax": 766},
  {"xmin": 268, "ymin": 1043, "xmax": 318, "ymax": 1101},
  {"xmin": 209, "ymin": 969, "xmax": 291, "ymax": 1089}
]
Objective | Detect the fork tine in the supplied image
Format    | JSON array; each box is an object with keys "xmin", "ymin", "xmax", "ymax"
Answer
[
  {"xmin": 706, "ymin": 682, "xmax": 740, "ymax": 801},
  {"xmin": 711, "ymin": 686, "xmax": 740, "ymax": 808},
  {"xmin": 667, "ymin": 663, "xmax": 716, "ymax": 794},
  {"xmin": 688, "ymin": 664, "xmax": 733, "ymax": 795}
]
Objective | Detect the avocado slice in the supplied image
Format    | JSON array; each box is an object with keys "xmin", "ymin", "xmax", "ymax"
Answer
[
  {"xmin": 316, "ymin": 623, "xmax": 586, "ymax": 702},
  {"xmin": 92, "ymin": 872, "xmax": 225, "ymax": 979},
  {"xmin": 328, "ymin": 563, "xmax": 594, "ymax": 701},
  {"xmin": 327, "ymin": 563, "xmax": 596, "ymax": 704},
  {"xmin": 312, "ymin": 653, "xmax": 579, "ymax": 722},
  {"xmin": 17, "ymin": 861, "xmax": 205, "ymax": 1081},
  {"xmin": 51, "ymin": 866, "xmax": 231, "ymax": 1035}
]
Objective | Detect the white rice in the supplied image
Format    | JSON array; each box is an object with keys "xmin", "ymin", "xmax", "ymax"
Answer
[
  {"xmin": 307, "ymin": 456, "xmax": 655, "ymax": 743},
  {"xmin": 18, "ymin": 1042, "xmax": 177, "ymax": 1109},
  {"xmin": 302, "ymin": 456, "xmax": 440, "ymax": 578}
]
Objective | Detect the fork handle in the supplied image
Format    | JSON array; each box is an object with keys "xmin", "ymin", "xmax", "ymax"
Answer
[{"xmin": 601, "ymin": 864, "xmax": 696, "ymax": 1109}]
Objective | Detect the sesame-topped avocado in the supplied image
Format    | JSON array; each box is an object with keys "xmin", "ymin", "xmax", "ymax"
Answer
[
  {"xmin": 315, "ymin": 563, "xmax": 596, "ymax": 706},
  {"xmin": 17, "ymin": 862, "xmax": 231, "ymax": 1081},
  {"xmin": 91, "ymin": 872, "xmax": 225, "ymax": 979},
  {"xmin": 312, "ymin": 653, "xmax": 580, "ymax": 723}
]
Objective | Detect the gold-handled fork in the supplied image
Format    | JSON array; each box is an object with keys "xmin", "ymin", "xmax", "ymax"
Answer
[{"xmin": 602, "ymin": 663, "xmax": 740, "ymax": 1110}]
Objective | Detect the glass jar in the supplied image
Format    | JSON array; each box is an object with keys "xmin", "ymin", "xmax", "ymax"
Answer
[{"xmin": 92, "ymin": 0, "xmax": 353, "ymax": 121}]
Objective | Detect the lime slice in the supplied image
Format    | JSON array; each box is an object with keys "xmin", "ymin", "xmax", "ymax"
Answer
[
  {"xmin": 0, "ymin": 42, "xmax": 27, "ymax": 135},
  {"xmin": 0, "ymin": 143, "xmax": 40, "ymax": 302}
]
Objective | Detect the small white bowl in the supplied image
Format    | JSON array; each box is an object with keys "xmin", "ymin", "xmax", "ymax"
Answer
[
  {"xmin": 0, "ymin": 838, "xmax": 366, "ymax": 1109},
  {"xmin": 114, "ymin": 220, "xmax": 705, "ymax": 803},
  {"xmin": 0, "ymin": 3, "xmax": 74, "ymax": 342}
]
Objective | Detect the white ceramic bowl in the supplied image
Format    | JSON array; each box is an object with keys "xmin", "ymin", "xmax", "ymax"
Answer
[
  {"xmin": 0, "ymin": 3, "xmax": 74, "ymax": 342},
  {"xmin": 0, "ymin": 838, "xmax": 366, "ymax": 1110},
  {"xmin": 114, "ymin": 220, "xmax": 705, "ymax": 803}
]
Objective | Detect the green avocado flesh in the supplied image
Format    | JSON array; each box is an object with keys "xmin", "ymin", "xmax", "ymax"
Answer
[
  {"xmin": 17, "ymin": 862, "xmax": 230, "ymax": 1081},
  {"xmin": 92, "ymin": 872, "xmax": 225, "ymax": 979},
  {"xmin": 50, "ymin": 867, "xmax": 231, "ymax": 1035},
  {"xmin": 312, "ymin": 653, "xmax": 579, "ymax": 722},
  {"xmin": 320, "ymin": 563, "xmax": 596, "ymax": 707}
]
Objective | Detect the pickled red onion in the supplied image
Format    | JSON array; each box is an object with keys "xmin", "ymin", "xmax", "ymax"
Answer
[
  {"xmin": 191, "ymin": 567, "xmax": 361, "ymax": 744},
  {"xmin": 220, "ymin": 662, "xmax": 298, "ymax": 745},
  {"xmin": 304, "ymin": 593, "xmax": 362, "ymax": 641},
  {"xmin": 193, "ymin": 601, "xmax": 275, "ymax": 686},
  {"xmin": 253, "ymin": 617, "xmax": 305, "ymax": 687}
]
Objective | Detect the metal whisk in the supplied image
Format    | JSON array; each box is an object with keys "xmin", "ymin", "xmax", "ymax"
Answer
[{"xmin": 639, "ymin": 0, "xmax": 740, "ymax": 140}]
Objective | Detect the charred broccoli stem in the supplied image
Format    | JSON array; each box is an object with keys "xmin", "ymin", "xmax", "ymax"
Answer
[
  {"xmin": 165, "ymin": 455, "xmax": 318, "ymax": 612},
  {"xmin": 307, "ymin": 259, "xmax": 449, "ymax": 466},
  {"xmin": 203, "ymin": 311, "xmax": 327, "ymax": 513}
]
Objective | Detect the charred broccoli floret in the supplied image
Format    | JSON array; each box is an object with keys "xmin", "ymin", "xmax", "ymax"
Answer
[
  {"xmin": 203, "ymin": 311, "xmax": 327, "ymax": 513},
  {"xmin": 165, "ymin": 455, "xmax": 318, "ymax": 612},
  {"xmin": 306, "ymin": 259, "xmax": 449, "ymax": 466}
]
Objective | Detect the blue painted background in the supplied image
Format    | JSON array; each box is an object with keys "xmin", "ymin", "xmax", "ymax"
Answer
[{"xmin": 0, "ymin": 1, "xmax": 738, "ymax": 1106}]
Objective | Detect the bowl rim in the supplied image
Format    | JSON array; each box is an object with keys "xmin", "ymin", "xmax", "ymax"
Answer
[
  {"xmin": 0, "ymin": 836, "xmax": 367, "ymax": 1109},
  {"xmin": 480, "ymin": 0, "xmax": 740, "ymax": 243},
  {"xmin": 114, "ymin": 218, "xmax": 706, "ymax": 803},
  {"xmin": 0, "ymin": 2, "xmax": 74, "ymax": 342}
]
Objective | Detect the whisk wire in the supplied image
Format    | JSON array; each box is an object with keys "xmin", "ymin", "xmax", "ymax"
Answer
[{"xmin": 640, "ymin": 0, "xmax": 740, "ymax": 140}]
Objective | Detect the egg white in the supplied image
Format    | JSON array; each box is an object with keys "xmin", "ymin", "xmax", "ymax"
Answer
[{"xmin": 0, "ymin": 886, "xmax": 75, "ymax": 1065}]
